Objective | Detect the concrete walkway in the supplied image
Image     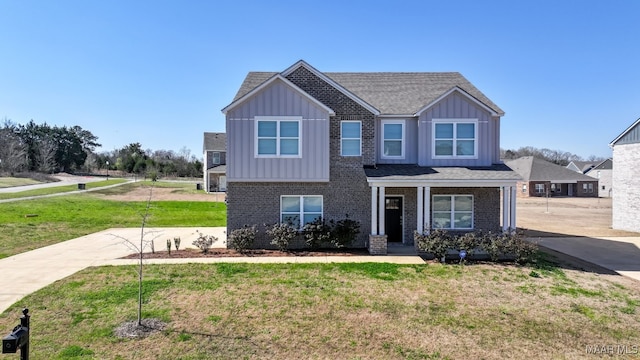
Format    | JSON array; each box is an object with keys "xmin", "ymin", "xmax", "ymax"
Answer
[
  {"xmin": 535, "ymin": 236, "xmax": 640, "ymax": 282},
  {"xmin": 0, "ymin": 174, "xmax": 106, "ymax": 193},
  {"xmin": 0, "ymin": 227, "xmax": 425, "ymax": 313}
]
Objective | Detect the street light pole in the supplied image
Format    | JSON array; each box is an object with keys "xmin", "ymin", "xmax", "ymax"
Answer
[{"xmin": 106, "ymin": 161, "xmax": 110, "ymax": 180}]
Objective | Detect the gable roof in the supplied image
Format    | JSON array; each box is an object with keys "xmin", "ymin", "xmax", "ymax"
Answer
[
  {"xmin": 225, "ymin": 60, "xmax": 504, "ymax": 117},
  {"xmin": 222, "ymin": 74, "xmax": 336, "ymax": 115},
  {"xmin": 590, "ymin": 158, "xmax": 613, "ymax": 171},
  {"xmin": 566, "ymin": 160, "xmax": 596, "ymax": 173},
  {"xmin": 505, "ymin": 156, "xmax": 597, "ymax": 182},
  {"xmin": 610, "ymin": 118, "xmax": 640, "ymax": 146},
  {"xmin": 203, "ymin": 132, "xmax": 226, "ymax": 152}
]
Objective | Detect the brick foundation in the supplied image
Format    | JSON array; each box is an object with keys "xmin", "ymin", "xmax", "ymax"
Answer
[{"xmin": 368, "ymin": 235, "xmax": 387, "ymax": 255}]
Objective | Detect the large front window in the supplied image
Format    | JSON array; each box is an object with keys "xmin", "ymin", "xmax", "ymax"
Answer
[
  {"xmin": 255, "ymin": 116, "xmax": 300, "ymax": 157},
  {"xmin": 433, "ymin": 120, "xmax": 477, "ymax": 158},
  {"xmin": 281, "ymin": 195, "xmax": 323, "ymax": 229},
  {"xmin": 341, "ymin": 121, "xmax": 361, "ymax": 156},
  {"xmin": 432, "ymin": 195, "xmax": 473, "ymax": 230},
  {"xmin": 382, "ymin": 120, "xmax": 404, "ymax": 158}
]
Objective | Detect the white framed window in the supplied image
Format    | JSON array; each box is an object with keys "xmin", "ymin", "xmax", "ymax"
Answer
[
  {"xmin": 280, "ymin": 195, "xmax": 323, "ymax": 229},
  {"xmin": 341, "ymin": 121, "xmax": 361, "ymax": 156},
  {"xmin": 255, "ymin": 116, "xmax": 301, "ymax": 157},
  {"xmin": 432, "ymin": 195, "xmax": 473, "ymax": 230},
  {"xmin": 432, "ymin": 119, "xmax": 478, "ymax": 158},
  {"xmin": 535, "ymin": 184, "xmax": 545, "ymax": 194},
  {"xmin": 212, "ymin": 152, "xmax": 220, "ymax": 165},
  {"xmin": 381, "ymin": 120, "xmax": 405, "ymax": 158},
  {"xmin": 522, "ymin": 184, "xmax": 527, "ymax": 193}
]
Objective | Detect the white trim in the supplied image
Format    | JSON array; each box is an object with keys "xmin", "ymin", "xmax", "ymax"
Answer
[
  {"xmin": 367, "ymin": 179, "xmax": 518, "ymax": 188},
  {"xmin": 221, "ymin": 74, "xmax": 336, "ymax": 116},
  {"xmin": 371, "ymin": 186, "xmax": 378, "ymax": 235},
  {"xmin": 414, "ymin": 86, "xmax": 501, "ymax": 117},
  {"xmin": 417, "ymin": 187, "xmax": 424, "ymax": 234},
  {"xmin": 280, "ymin": 60, "xmax": 380, "ymax": 115},
  {"xmin": 255, "ymin": 116, "xmax": 302, "ymax": 158},
  {"xmin": 432, "ymin": 194, "xmax": 474, "ymax": 230},
  {"xmin": 340, "ymin": 120, "xmax": 362, "ymax": 156},
  {"xmin": 381, "ymin": 119, "xmax": 406, "ymax": 159},
  {"xmin": 432, "ymin": 119, "xmax": 478, "ymax": 159},
  {"xmin": 610, "ymin": 117, "xmax": 640, "ymax": 146}
]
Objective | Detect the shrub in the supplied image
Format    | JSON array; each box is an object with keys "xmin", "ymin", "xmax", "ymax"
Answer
[
  {"xmin": 266, "ymin": 223, "xmax": 298, "ymax": 251},
  {"xmin": 415, "ymin": 229, "xmax": 454, "ymax": 262},
  {"xmin": 192, "ymin": 231, "xmax": 218, "ymax": 253},
  {"xmin": 173, "ymin": 237, "xmax": 181, "ymax": 251},
  {"xmin": 228, "ymin": 225, "xmax": 257, "ymax": 252},
  {"xmin": 329, "ymin": 215, "xmax": 360, "ymax": 248},
  {"xmin": 166, "ymin": 239, "xmax": 171, "ymax": 255},
  {"xmin": 302, "ymin": 218, "xmax": 331, "ymax": 249}
]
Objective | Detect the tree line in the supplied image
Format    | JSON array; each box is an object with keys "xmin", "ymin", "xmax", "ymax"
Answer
[
  {"xmin": 500, "ymin": 146, "xmax": 607, "ymax": 166},
  {"xmin": 0, "ymin": 119, "xmax": 202, "ymax": 178}
]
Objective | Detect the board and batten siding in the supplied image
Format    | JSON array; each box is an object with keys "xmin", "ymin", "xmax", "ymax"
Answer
[
  {"xmin": 226, "ymin": 79, "xmax": 330, "ymax": 182},
  {"xmin": 418, "ymin": 92, "xmax": 500, "ymax": 167},
  {"xmin": 376, "ymin": 118, "xmax": 419, "ymax": 164}
]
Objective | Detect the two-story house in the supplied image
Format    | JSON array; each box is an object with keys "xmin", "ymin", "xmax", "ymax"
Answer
[
  {"xmin": 222, "ymin": 60, "xmax": 519, "ymax": 254},
  {"xmin": 203, "ymin": 132, "xmax": 227, "ymax": 192}
]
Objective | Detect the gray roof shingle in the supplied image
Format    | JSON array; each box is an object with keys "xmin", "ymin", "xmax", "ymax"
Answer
[
  {"xmin": 505, "ymin": 157, "xmax": 597, "ymax": 182},
  {"xmin": 364, "ymin": 164, "xmax": 520, "ymax": 181},
  {"xmin": 203, "ymin": 132, "xmax": 226, "ymax": 152},
  {"xmin": 232, "ymin": 67, "xmax": 503, "ymax": 116}
]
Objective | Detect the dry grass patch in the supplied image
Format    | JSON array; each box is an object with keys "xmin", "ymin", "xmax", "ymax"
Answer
[{"xmin": 1, "ymin": 260, "xmax": 639, "ymax": 359}]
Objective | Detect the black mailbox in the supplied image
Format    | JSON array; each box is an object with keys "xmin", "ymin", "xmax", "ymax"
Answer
[
  {"xmin": 2, "ymin": 308, "xmax": 30, "ymax": 359},
  {"xmin": 2, "ymin": 325, "xmax": 28, "ymax": 353}
]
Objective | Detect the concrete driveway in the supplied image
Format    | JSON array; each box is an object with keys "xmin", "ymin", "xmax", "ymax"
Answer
[{"xmin": 535, "ymin": 236, "xmax": 640, "ymax": 282}]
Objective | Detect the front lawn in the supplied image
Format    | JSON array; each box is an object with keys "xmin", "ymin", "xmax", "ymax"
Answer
[
  {"xmin": 1, "ymin": 260, "xmax": 638, "ymax": 359},
  {"xmin": 0, "ymin": 195, "xmax": 225, "ymax": 258},
  {"xmin": 0, "ymin": 179, "xmax": 129, "ymax": 200}
]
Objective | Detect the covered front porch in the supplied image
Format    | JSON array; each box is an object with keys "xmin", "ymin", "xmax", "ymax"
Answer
[{"xmin": 364, "ymin": 165, "xmax": 520, "ymax": 255}]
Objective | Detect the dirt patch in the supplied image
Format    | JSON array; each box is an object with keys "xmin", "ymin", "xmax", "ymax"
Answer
[
  {"xmin": 122, "ymin": 248, "xmax": 371, "ymax": 259},
  {"xmin": 516, "ymin": 196, "xmax": 638, "ymax": 237},
  {"xmin": 101, "ymin": 187, "xmax": 225, "ymax": 202}
]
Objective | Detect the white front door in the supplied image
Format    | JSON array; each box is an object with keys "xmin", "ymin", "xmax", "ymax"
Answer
[{"xmin": 219, "ymin": 176, "xmax": 227, "ymax": 192}]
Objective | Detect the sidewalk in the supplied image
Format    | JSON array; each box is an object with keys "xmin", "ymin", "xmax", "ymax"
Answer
[{"xmin": 0, "ymin": 227, "xmax": 425, "ymax": 313}]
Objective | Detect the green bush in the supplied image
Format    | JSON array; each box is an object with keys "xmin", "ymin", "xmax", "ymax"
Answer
[
  {"xmin": 266, "ymin": 223, "xmax": 298, "ymax": 251},
  {"xmin": 329, "ymin": 215, "xmax": 360, "ymax": 248},
  {"xmin": 302, "ymin": 218, "xmax": 331, "ymax": 249},
  {"xmin": 228, "ymin": 225, "xmax": 257, "ymax": 252},
  {"xmin": 415, "ymin": 230, "xmax": 537, "ymax": 264}
]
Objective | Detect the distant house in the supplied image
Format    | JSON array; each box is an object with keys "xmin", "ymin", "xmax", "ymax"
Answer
[
  {"xmin": 566, "ymin": 159, "xmax": 613, "ymax": 198},
  {"xmin": 203, "ymin": 132, "xmax": 226, "ymax": 192},
  {"xmin": 505, "ymin": 156, "xmax": 598, "ymax": 197},
  {"xmin": 609, "ymin": 118, "xmax": 640, "ymax": 233}
]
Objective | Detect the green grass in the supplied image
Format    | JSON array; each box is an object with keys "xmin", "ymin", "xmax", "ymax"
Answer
[
  {"xmin": 0, "ymin": 177, "xmax": 43, "ymax": 188},
  {"xmin": 1, "ymin": 262, "xmax": 638, "ymax": 359},
  {"xmin": 0, "ymin": 179, "xmax": 129, "ymax": 200},
  {"xmin": 0, "ymin": 195, "xmax": 225, "ymax": 258},
  {"xmin": 91, "ymin": 180, "xmax": 201, "ymax": 196}
]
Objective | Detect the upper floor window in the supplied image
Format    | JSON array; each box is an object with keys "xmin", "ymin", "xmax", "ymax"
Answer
[
  {"xmin": 433, "ymin": 119, "xmax": 477, "ymax": 158},
  {"xmin": 432, "ymin": 195, "xmax": 473, "ymax": 230},
  {"xmin": 341, "ymin": 121, "xmax": 361, "ymax": 156},
  {"xmin": 281, "ymin": 195, "xmax": 323, "ymax": 229},
  {"xmin": 255, "ymin": 116, "xmax": 301, "ymax": 157},
  {"xmin": 381, "ymin": 120, "xmax": 405, "ymax": 158},
  {"xmin": 212, "ymin": 152, "xmax": 220, "ymax": 165}
]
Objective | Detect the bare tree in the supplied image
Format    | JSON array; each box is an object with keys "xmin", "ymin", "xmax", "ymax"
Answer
[
  {"xmin": 0, "ymin": 127, "xmax": 27, "ymax": 174},
  {"xmin": 35, "ymin": 138, "xmax": 57, "ymax": 173}
]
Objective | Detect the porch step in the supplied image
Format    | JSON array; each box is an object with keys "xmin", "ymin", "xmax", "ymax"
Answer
[{"xmin": 386, "ymin": 243, "xmax": 418, "ymax": 255}]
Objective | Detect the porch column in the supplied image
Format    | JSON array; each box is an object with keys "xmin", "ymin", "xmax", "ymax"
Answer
[
  {"xmin": 502, "ymin": 187, "xmax": 509, "ymax": 232},
  {"xmin": 378, "ymin": 186, "xmax": 386, "ymax": 235},
  {"xmin": 371, "ymin": 186, "xmax": 378, "ymax": 235},
  {"xmin": 510, "ymin": 186, "xmax": 517, "ymax": 232},
  {"xmin": 417, "ymin": 186, "xmax": 424, "ymax": 234},
  {"xmin": 424, "ymin": 186, "xmax": 431, "ymax": 231}
]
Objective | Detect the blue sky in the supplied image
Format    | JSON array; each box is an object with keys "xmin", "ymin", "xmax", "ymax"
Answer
[{"xmin": 1, "ymin": 0, "xmax": 638, "ymax": 159}]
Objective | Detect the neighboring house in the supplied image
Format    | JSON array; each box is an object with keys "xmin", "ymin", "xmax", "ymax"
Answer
[
  {"xmin": 222, "ymin": 60, "xmax": 520, "ymax": 253},
  {"xmin": 566, "ymin": 159, "xmax": 613, "ymax": 197},
  {"xmin": 609, "ymin": 118, "xmax": 640, "ymax": 233},
  {"xmin": 203, "ymin": 132, "xmax": 227, "ymax": 192},
  {"xmin": 505, "ymin": 156, "xmax": 599, "ymax": 197}
]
